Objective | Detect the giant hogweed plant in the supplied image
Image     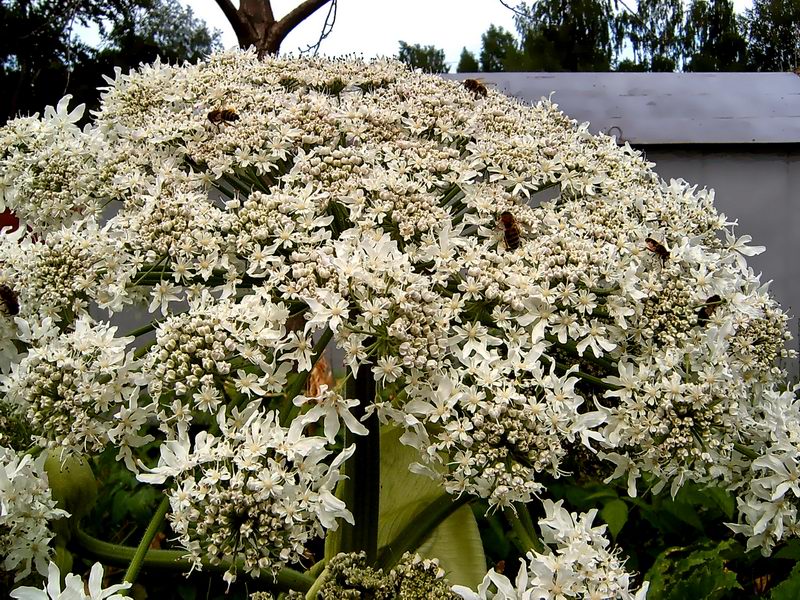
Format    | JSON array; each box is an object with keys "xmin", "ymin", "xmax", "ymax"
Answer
[{"xmin": 0, "ymin": 50, "xmax": 797, "ymax": 599}]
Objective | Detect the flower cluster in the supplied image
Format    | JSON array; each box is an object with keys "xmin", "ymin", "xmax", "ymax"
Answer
[
  {"xmin": 138, "ymin": 408, "xmax": 353, "ymax": 584},
  {"xmin": 0, "ymin": 317, "xmax": 149, "ymax": 469},
  {"xmin": 727, "ymin": 385, "xmax": 800, "ymax": 554},
  {"xmin": 0, "ymin": 446, "xmax": 67, "ymax": 582},
  {"xmin": 0, "ymin": 219, "xmax": 128, "ymax": 324},
  {"xmin": 0, "ymin": 47, "xmax": 796, "ymax": 579},
  {"xmin": 0, "ymin": 98, "xmax": 105, "ymax": 234},
  {"xmin": 453, "ymin": 500, "xmax": 648, "ymax": 600}
]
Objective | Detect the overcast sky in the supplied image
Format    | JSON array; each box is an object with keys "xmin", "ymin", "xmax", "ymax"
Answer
[{"xmin": 183, "ymin": 1, "xmax": 530, "ymax": 71}]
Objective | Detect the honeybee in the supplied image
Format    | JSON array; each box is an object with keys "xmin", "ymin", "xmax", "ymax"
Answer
[
  {"xmin": 499, "ymin": 211, "xmax": 522, "ymax": 251},
  {"xmin": 644, "ymin": 237, "xmax": 669, "ymax": 262},
  {"xmin": 697, "ymin": 294, "xmax": 723, "ymax": 324},
  {"xmin": 494, "ymin": 560, "xmax": 506, "ymax": 574},
  {"xmin": 207, "ymin": 108, "xmax": 240, "ymax": 125},
  {"xmin": 0, "ymin": 284, "xmax": 19, "ymax": 316},
  {"xmin": 753, "ymin": 573, "xmax": 772, "ymax": 595},
  {"xmin": 463, "ymin": 78, "xmax": 488, "ymax": 98}
]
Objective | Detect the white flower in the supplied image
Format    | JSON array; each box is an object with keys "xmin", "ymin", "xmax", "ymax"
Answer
[
  {"xmin": 292, "ymin": 384, "xmax": 369, "ymax": 443},
  {"xmin": 10, "ymin": 561, "xmax": 131, "ymax": 600}
]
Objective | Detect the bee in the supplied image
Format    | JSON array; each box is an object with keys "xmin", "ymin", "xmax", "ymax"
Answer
[
  {"xmin": 499, "ymin": 211, "xmax": 522, "ymax": 251},
  {"xmin": 0, "ymin": 284, "xmax": 19, "ymax": 316},
  {"xmin": 697, "ymin": 294, "xmax": 723, "ymax": 324},
  {"xmin": 494, "ymin": 560, "xmax": 506, "ymax": 574},
  {"xmin": 644, "ymin": 237, "xmax": 669, "ymax": 262},
  {"xmin": 207, "ymin": 107, "xmax": 240, "ymax": 126},
  {"xmin": 463, "ymin": 78, "xmax": 488, "ymax": 99},
  {"xmin": 753, "ymin": 573, "xmax": 772, "ymax": 595}
]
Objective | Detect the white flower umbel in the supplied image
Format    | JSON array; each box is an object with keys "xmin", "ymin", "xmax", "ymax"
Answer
[
  {"xmin": 0, "ymin": 317, "xmax": 151, "ymax": 469},
  {"xmin": 138, "ymin": 409, "xmax": 354, "ymax": 584},
  {"xmin": 10, "ymin": 561, "xmax": 130, "ymax": 600},
  {"xmin": 0, "ymin": 48, "xmax": 796, "ymax": 567},
  {"xmin": 0, "ymin": 447, "xmax": 68, "ymax": 582},
  {"xmin": 452, "ymin": 500, "xmax": 649, "ymax": 600}
]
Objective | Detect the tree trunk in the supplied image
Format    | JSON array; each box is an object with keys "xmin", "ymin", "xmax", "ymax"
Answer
[{"xmin": 214, "ymin": 0, "xmax": 334, "ymax": 56}]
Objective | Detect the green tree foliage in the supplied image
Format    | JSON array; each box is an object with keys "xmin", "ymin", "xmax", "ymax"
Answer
[
  {"xmin": 512, "ymin": 0, "xmax": 617, "ymax": 71},
  {"xmin": 100, "ymin": 0, "xmax": 220, "ymax": 66},
  {"xmin": 456, "ymin": 48, "xmax": 480, "ymax": 73},
  {"xmin": 479, "ymin": 25, "xmax": 523, "ymax": 72},
  {"xmin": 744, "ymin": 0, "xmax": 800, "ymax": 71},
  {"xmin": 683, "ymin": 0, "xmax": 747, "ymax": 71},
  {"xmin": 0, "ymin": 0, "xmax": 220, "ymax": 124},
  {"xmin": 618, "ymin": 0, "xmax": 685, "ymax": 71},
  {"xmin": 397, "ymin": 41, "xmax": 449, "ymax": 73}
]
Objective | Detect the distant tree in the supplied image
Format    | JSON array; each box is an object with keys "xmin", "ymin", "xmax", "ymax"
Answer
[
  {"xmin": 615, "ymin": 58, "xmax": 650, "ymax": 71},
  {"xmin": 0, "ymin": 0, "xmax": 220, "ymax": 124},
  {"xmin": 683, "ymin": 0, "xmax": 747, "ymax": 71},
  {"xmin": 397, "ymin": 41, "xmax": 449, "ymax": 73},
  {"xmin": 100, "ymin": 0, "xmax": 220, "ymax": 65},
  {"xmin": 513, "ymin": 0, "xmax": 617, "ymax": 71},
  {"xmin": 457, "ymin": 48, "xmax": 480, "ymax": 73},
  {"xmin": 744, "ymin": 0, "xmax": 800, "ymax": 71},
  {"xmin": 480, "ymin": 25, "xmax": 524, "ymax": 71},
  {"xmin": 618, "ymin": 0, "xmax": 684, "ymax": 70}
]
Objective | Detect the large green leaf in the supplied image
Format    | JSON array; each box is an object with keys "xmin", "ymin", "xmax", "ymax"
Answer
[
  {"xmin": 771, "ymin": 562, "xmax": 800, "ymax": 599},
  {"xmin": 378, "ymin": 426, "xmax": 486, "ymax": 588},
  {"xmin": 645, "ymin": 539, "xmax": 742, "ymax": 600},
  {"xmin": 600, "ymin": 498, "xmax": 629, "ymax": 540}
]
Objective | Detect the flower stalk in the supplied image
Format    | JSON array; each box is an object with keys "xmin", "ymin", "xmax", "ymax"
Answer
[
  {"xmin": 74, "ymin": 525, "xmax": 314, "ymax": 592},
  {"xmin": 121, "ymin": 495, "xmax": 169, "ymax": 594},
  {"xmin": 337, "ymin": 363, "xmax": 380, "ymax": 564}
]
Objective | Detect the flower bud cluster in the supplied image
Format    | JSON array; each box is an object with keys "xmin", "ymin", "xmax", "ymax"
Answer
[
  {"xmin": 0, "ymin": 219, "xmax": 124, "ymax": 323},
  {"xmin": 317, "ymin": 552, "xmax": 458, "ymax": 600},
  {"xmin": 143, "ymin": 291, "xmax": 291, "ymax": 437}
]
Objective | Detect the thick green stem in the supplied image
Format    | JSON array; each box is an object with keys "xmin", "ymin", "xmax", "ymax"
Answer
[
  {"xmin": 337, "ymin": 364, "xmax": 380, "ymax": 564},
  {"xmin": 122, "ymin": 319, "xmax": 162, "ymax": 339},
  {"xmin": 305, "ymin": 564, "xmax": 332, "ymax": 600},
  {"xmin": 121, "ymin": 496, "xmax": 169, "ymax": 593},
  {"xmin": 73, "ymin": 526, "xmax": 313, "ymax": 592},
  {"xmin": 503, "ymin": 506, "xmax": 543, "ymax": 554},
  {"xmin": 515, "ymin": 502, "xmax": 541, "ymax": 552},
  {"xmin": 376, "ymin": 493, "xmax": 472, "ymax": 570}
]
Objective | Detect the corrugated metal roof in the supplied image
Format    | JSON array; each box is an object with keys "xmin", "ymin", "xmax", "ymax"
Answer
[{"xmin": 445, "ymin": 72, "xmax": 800, "ymax": 145}]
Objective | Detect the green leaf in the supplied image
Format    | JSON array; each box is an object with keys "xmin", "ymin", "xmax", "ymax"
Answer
[
  {"xmin": 662, "ymin": 498, "xmax": 705, "ymax": 532},
  {"xmin": 600, "ymin": 499, "xmax": 628, "ymax": 540},
  {"xmin": 775, "ymin": 540, "xmax": 800, "ymax": 561},
  {"xmin": 377, "ymin": 426, "xmax": 486, "ymax": 589},
  {"xmin": 645, "ymin": 540, "xmax": 742, "ymax": 600},
  {"xmin": 771, "ymin": 563, "xmax": 800, "ymax": 599}
]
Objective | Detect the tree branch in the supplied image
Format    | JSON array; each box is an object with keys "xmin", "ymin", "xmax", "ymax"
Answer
[
  {"xmin": 299, "ymin": 0, "xmax": 337, "ymax": 55},
  {"xmin": 214, "ymin": 0, "xmax": 250, "ymax": 46},
  {"xmin": 273, "ymin": 0, "xmax": 334, "ymax": 45}
]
